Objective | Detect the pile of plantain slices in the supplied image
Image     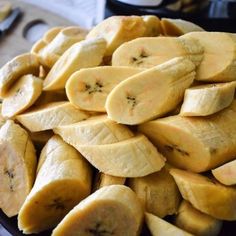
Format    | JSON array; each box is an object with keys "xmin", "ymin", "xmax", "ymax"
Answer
[{"xmin": 1, "ymin": 15, "xmax": 236, "ymax": 236}]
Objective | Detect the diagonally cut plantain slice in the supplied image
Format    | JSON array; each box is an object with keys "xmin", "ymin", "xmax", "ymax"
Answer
[
  {"xmin": 54, "ymin": 115, "xmax": 134, "ymax": 148},
  {"xmin": 170, "ymin": 168, "xmax": 236, "ymax": 221},
  {"xmin": 18, "ymin": 135, "xmax": 92, "ymax": 234},
  {"xmin": 43, "ymin": 27, "xmax": 64, "ymax": 44},
  {"xmin": 142, "ymin": 15, "xmax": 162, "ymax": 36},
  {"xmin": 0, "ymin": 120, "xmax": 37, "ymax": 217},
  {"xmin": 52, "ymin": 185, "xmax": 144, "ymax": 236},
  {"xmin": 182, "ymin": 32, "xmax": 236, "ymax": 82},
  {"xmin": 16, "ymin": 101, "xmax": 89, "ymax": 132},
  {"xmin": 112, "ymin": 36, "xmax": 203, "ymax": 68},
  {"xmin": 139, "ymin": 100, "xmax": 236, "ymax": 172},
  {"xmin": 78, "ymin": 134, "xmax": 166, "ymax": 177},
  {"xmin": 66, "ymin": 66, "xmax": 143, "ymax": 112},
  {"xmin": 43, "ymin": 37, "xmax": 107, "ymax": 91},
  {"xmin": 0, "ymin": 53, "xmax": 40, "ymax": 97},
  {"xmin": 106, "ymin": 57, "xmax": 195, "ymax": 125},
  {"xmin": 180, "ymin": 82, "xmax": 236, "ymax": 116},
  {"xmin": 1, "ymin": 75, "xmax": 43, "ymax": 118},
  {"xmin": 86, "ymin": 15, "xmax": 146, "ymax": 56}
]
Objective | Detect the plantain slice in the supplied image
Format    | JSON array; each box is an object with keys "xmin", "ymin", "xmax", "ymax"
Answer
[
  {"xmin": 16, "ymin": 101, "xmax": 89, "ymax": 132},
  {"xmin": 0, "ymin": 53, "xmax": 40, "ymax": 97},
  {"xmin": 0, "ymin": 120, "xmax": 37, "ymax": 217},
  {"xmin": 18, "ymin": 135, "xmax": 92, "ymax": 234},
  {"xmin": 52, "ymin": 185, "xmax": 144, "ymax": 236},
  {"xmin": 1, "ymin": 75, "xmax": 43, "ymax": 118}
]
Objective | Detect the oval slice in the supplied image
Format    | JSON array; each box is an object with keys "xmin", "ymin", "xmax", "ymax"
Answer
[{"xmin": 2, "ymin": 75, "xmax": 43, "ymax": 118}]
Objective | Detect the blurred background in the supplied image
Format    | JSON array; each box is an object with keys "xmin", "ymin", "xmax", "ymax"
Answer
[{"xmin": 0, "ymin": 0, "xmax": 236, "ymax": 235}]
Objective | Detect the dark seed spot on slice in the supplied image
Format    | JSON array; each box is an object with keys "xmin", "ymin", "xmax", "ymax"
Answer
[
  {"xmin": 46, "ymin": 197, "xmax": 66, "ymax": 210},
  {"xmin": 209, "ymin": 148, "xmax": 217, "ymax": 155},
  {"xmin": 126, "ymin": 95, "xmax": 137, "ymax": 109},
  {"xmin": 87, "ymin": 222, "xmax": 114, "ymax": 236},
  {"xmin": 164, "ymin": 144, "xmax": 189, "ymax": 156},
  {"xmin": 140, "ymin": 50, "xmax": 149, "ymax": 58},
  {"xmin": 85, "ymin": 81, "xmax": 103, "ymax": 94},
  {"xmin": 4, "ymin": 169, "xmax": 15, "ymax": 191}
]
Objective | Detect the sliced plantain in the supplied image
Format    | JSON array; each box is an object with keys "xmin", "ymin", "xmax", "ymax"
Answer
[
  {"xmin": 52, "ymin": 185, "xmax": 144, "ymax": 236},
  {"xmin": 112, "ymin": 36, "xmax": 204, "ymax": 68},
  {"xmin": 170, "ymin": 168, "xmax": 236, "ymax": 220},
  {"xmin": 0, "ymin": 53, "xmax": 40, "ymax": 97},
  {"xmin": 1, "ymin": 75, "xmax": 43, "ymax": 118},
  {"xmin": 78, "ymin": 134, "xmax": 166, "ymax": 177},
  {"xmin": 43, "ymin": 26, "xmax": 64, "ymax": 44},
  {"xmin": 182, "ymin": 32, "xmax": 236, "ymax": 82},
  {"xmin": 161, "ymin": 18, "xmax": 204, "ymax": 36},
  {"xmin": 180, "ymin": 82, "xmax": 236, "ymax": 116},
  {"xmin": 0, "ymin": 120, "xmax": 37, "ymax": 217},
  {"xmin": 66, "ymin": 66, "xmax": 143, "ymax": 112},
  {"xmin": 139, "ymin": 100, "xmax": 236, "ymax": 172},
  {"xmin": 39, "ymin": 26, "xmax": 88, "ymax": 68},
  {"xmin": 43, "ymin": 37, "xmax": 106, "ymax": 91},
  {"xmin": 145, "ymin": 212, "xmax": 193, "ymax": 236},
  {"xmin": 54, "ymin": 115, "xmax": 134, "ymax": 148},
  {"xmin": 106, "ymin": 57, "xmax": 195, "ymax": 125},
  {"xmin": 18, "ymin": 135, "xmax": 92, "ymax": 234},
  {"xmin": 128, "ymin": 167, "xmax": 181, "ymax": 218},
  {"xmin": 93, "ymin": 172, "xmax": 126, "ymax": 191},
  {"xmin": 86, "ymin": 15, "xmax": 146, "ymax": 56},
  {"xmin": 212, "ymin": 159, "xmax": 236, "ymax": 186},
  {"xmin": 16, "ymin": 101, "xmax": 89, "ymax": 132},
  {"xmin": 142, "ymin": 15, "xmax": 162, "ymax": 36},
  {"xmin": 175, "ymin": 200, "xmax": 222, "ymax": 236}
]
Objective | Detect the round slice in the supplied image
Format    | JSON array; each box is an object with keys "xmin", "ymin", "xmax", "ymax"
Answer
[
  {"xmin": 52, "ymin": 185, "xmax": 144, "ymax": 236},
  {"xmin": 1, "ymin": 75, "xmax": 43, "ymax": 118}
]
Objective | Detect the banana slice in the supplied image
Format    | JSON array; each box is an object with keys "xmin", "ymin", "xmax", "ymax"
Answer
[
  {"xmin": 29, "ymin": 130, "xmax": 54, "ymax": 150},
  {"xmin": 129, "ymin": 167, "xmax": 181, "ymax": 218},
  {"xmin": 142, "ymin": 15, "xmax": 162, "ymax": 36},
  {"xmin": 66, "ymin": 66, "xmax": 143, "ymax": 112},
  {"xmin": 0, "ymin": 1, "xmax": 11, "ymax": 21},
  {"xmin": 18, "ymin": 135, "xmax": 92, "ymax": 234},
  {"xmin": 139, "ymin": 100, "xmax": 236, "ymax": 172},
  {"xmin": 180, "ymin": 82, "xmax": 236, "ymax": 116},
  {"xmin": 0, "ymin": 104, "xmax": 6, "ymax": 127},
  {"xmin": 93, "ymin": 172, "xmax": 126, "ymax": 191},
  {"xmin": 161, "ymin": 18, "xmax": 204, "ymax": 36},
  {"xmin": 175, "ymin": 200, "xmax": 222, "ymax": 236},
  {"xmin": 16, "ymin": 101, "xmax": 89, "ymax": 132},
  {"xmin": 35, "ymin": 90, "xmax": 67, "ymax": 106},
  {"xmin": 145, "ymin": 212, "xmax": 193, "ymax": 236},
  {"xmin": 112, "ymin": 36, "xmax": 203, "ymax": 68},
  {"xmin": 39, "ymin": 26, "xmax": 88, "ymax": 68},
  {"xmin": 43, "ymin": 27, "xmax": 64, "ymax": 44},
  {"xmin": 182, "ymin": 32, "xmax": 236, "ymax": 82},
  {"xmin": 212, "ymin": 159, "xmax": 236, "ymax": 186},
  {"xmin": 106, "ymin": 57, "xmax": 195, "ymax": 125},
  {"xmin": 0, "ymin": 120, "xmax": 37, "ymax": 217},
  {"xmin": 54, "ymin": 115, "xmax": 134, "ymax": 148},
  {"xmin": 86, "ymin": 15, "xmax": 146, "ymax": 56},
  {"xmin": 1, "ymin": 75, "xmax": 43, "ymax": 118},
  {"xmin": 78, "ymin": 134, "xmax": 166, "ymax": 177},
  {"xmin": 43, "ymin": 37, "xmax": 106, "ymax": 91},
  {"xmin": 52, "ymin": 185, "xmax": 144, "ymax": 236},
  {"xmin": 0, "ymin": 53, "xmax": 40, "ymax": 97},
  {"xmin": 170, "ymin": 168, "xmax": 236, "ymax": 220}
]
